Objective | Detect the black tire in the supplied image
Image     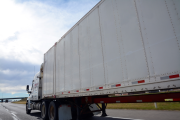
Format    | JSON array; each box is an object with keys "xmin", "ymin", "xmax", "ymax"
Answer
[
  {"xmin": 41, "ymin": 101, "xmax": 49, "ymax": 120},
  {"xmin": 48, "ymin": 101, "xmax": 58, "ymax": 120},
  {"xmin": 26, "ymin": 103, "xmax": 31, "ymax": 114}
]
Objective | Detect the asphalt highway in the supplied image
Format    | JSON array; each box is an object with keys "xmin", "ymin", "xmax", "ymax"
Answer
[{"xmin": 0, "ymin": 103, "xmax": 179, "ymax": 120}]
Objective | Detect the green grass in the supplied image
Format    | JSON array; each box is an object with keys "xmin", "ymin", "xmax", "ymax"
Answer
[
  {"xmin": 12, "ymin": 97, "xmax": 27, "ymax": 104},
  {"xmin": 106, "ymin": 102, "xmax": 180, "ymax": 110}
]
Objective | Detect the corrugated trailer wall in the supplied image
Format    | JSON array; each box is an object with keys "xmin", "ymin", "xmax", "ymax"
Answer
[
  {"xmin": 43, "ymin": 47, "xmax": 55, "ymax": 95},
  {"xmin": 43, "ymin": 0, "xmax": 180, "ymax": 97}
]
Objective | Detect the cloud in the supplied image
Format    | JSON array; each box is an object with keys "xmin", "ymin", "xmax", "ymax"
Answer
[
  {"xmin": 0, "ymin": 58, "xmax": 37, "ymax": 94},
  {"xmin": 5, "ymin": 32, "xmax": 19, "ymax": 41},
  {"xmin": 0, "ymin": 69, "xmax": 28, "ymax": 76},
  {"xmin": 0, "ymin": 0, "xmax": 100, "ymax": 95},
  {"xmin": 0, "ymin": 58, "xmax": 39, "ymax": 81},
  {"xmin": 0, "ymin": 0, "xmax": 100, "ymax": 65},
  {"xmin": 0, "ymin": 83, "xmax": 26, "ymax": 94}
]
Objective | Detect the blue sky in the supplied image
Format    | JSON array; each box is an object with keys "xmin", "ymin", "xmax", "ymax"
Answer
[{"xmin": 0, "ymin": 0, "xmax": 100, "ymax": 98}]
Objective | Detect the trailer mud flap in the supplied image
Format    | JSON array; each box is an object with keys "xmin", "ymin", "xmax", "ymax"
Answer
[
  {"xmin": 89, "ymin": 104, "xmax": 101, "ymax": 115},
  {"xmin": 58, "ymin": 105, "xmax": 72, "ymax": 120}
]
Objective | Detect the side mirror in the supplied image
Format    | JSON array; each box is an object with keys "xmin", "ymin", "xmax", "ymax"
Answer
[
  {"xmin": 37, "ymin": 76, "xmax": 41, "ymax": 79},
  {"xmin": 26, "ymin": 85, "xmax": 29, "ymax": 91}
]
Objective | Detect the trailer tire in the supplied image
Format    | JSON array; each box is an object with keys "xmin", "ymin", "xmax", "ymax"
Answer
[
  {"xmin": 48, "ymin": 101, "xmax": 58, "ymax": 120},
  {"xmin": 26, "ymin": 103, "xmax": 31, "ymax": 114},
  {"xmin": 41, "ymin": 101, "xmax": 49, "ymax": 120}
]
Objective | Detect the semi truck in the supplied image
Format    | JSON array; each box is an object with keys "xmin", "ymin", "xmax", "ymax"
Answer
[{"xmin": 26, "ymin": 0, "xmax": 180, "ymax": 120}]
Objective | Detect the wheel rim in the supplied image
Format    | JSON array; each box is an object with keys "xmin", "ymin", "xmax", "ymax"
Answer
[
  {"xmin": 41, "ymin": 104, "xmax": 46, "ymax": 118},
  {"xmin": 49, "ymin": 105, "xmax": 55, "ymax": 119}
]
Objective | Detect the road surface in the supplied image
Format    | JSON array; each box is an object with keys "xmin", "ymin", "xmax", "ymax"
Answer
[{"xmin": 0, "ymin": 103, "xmax": 179, "ymax": 120}]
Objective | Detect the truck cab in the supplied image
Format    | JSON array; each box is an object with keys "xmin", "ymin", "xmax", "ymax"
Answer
[
  {"xmin": 28, "ymin": 72, "xmax": 42, "ymax": 101},
  {"xmin": 26, "ymin": 72, "xmax": 42, "ymax": 114}
]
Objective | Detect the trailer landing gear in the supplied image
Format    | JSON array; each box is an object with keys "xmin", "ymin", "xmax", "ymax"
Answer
[
  {"xmin": 75, "ymin": 98, "xmax": 81, "ymax": 120},
  {"xmin": 101, "ymin": 103, "xmax": 107, "ymax": 117}
]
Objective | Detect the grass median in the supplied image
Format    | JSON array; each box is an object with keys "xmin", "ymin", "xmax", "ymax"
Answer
[
  {"xmin": 12, "ymin": 97, "xmax": 27, "ymax": 104},
  {"xmin": 106, "ymin": 102, "xmax": 180, "ymax": 110}
]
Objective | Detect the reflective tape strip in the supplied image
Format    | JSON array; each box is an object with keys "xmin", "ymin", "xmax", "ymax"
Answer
[
  {"xmin": 111, "ymin": 85, "xmax": 116, "ymax": 87},
  {"xmin": 132, "ymin": 81, "xmax": 138, "ymax": 84},
  {"xmin": 136, "ymin": 100, "xmax": 142, "ymax": 102},
  {"xmin": 84, "ymin": 89, "xmax": 89, "ymax": 91},
  {"xmin": 116, "ymin": 101, "xmax": 120, "ymax": 103},
  {"xmin": 160, "ymin": 76, "xmax": 169, "ymax": 80},
  {"xmin": 138, "ymin": 80, "xmax": 145, "ymax": 83},
  {"xmin": 99, "ymin": 87, "xmax": 103, "ymax": 89},
  {"xmin": 111, "ymin": 84, "xmax": 121, "ymax": 87},
  {"xmin": 161, "ymin": 74, "xmax": 179, "ymax": 80},
  {"xmin": 132, "ymin": 80, "xmax": 145, "ymax": 84},
  {"xmin": 165, "ymin": 98, "xmax": 180, "ymax": 102},
  {"xmin": 100, "ymin": 101, "xmax": 104, "ymax": 103},
  {"xmin": 96, "ymin": 87, "xmax": 103, "ymax": 89},
  {"xmin": 169, "ymin": 74, "xmax": 179, "ymax": 79},
  {"xmin": 165, "ymin": 99, "xmax": 173, "ymax": 101}
]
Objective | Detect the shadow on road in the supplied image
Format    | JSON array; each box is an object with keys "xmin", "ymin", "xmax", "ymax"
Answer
[
  {"xmin": 86, "ymin": 116, "xmax": 132, "ymax": 120},
  {"xmin": 29, "ymin": 111, "xmax": 42, "ymax": 119},
  {"xmin": 27, "ymin": 112, "xmax": 131, "ymax": 120}
]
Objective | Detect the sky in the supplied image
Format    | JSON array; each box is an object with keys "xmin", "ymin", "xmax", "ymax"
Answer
[{"xmin": 0, "ymin": 0, "xmax": 100, "ymax": 98}]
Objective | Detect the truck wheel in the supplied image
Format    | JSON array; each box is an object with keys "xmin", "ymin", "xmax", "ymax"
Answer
[
  {"xmin": 48, "ymin": 101, "xmax": 58, "ymax": 120},
  {"xmin": 26, "ymin": 103, "xmax": 31, "ymax": 114},
  {"xmin": 41, "ymin": 101, "xmax": 49, "ymax": 120}
]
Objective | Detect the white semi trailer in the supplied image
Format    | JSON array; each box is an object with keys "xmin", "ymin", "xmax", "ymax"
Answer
[{"xmin": 26, "ymin": 0, "xmax": 180, "ymax": 120}]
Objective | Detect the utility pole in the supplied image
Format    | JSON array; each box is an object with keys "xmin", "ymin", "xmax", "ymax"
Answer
[
  {"xmin": 34, "ymin": 66, "xmax": 35, "ymax": 76},
  {"xmin": 2, "ymin": 92, "xmax": 3, "ymax": 103}
]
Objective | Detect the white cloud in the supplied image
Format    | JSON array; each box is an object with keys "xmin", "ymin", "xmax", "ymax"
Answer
[
  {"xmin": 0, "ymin": 83, "xmax": 26, "ymax": 94},
  {"xmin": 0, "ymin": 0, "xmax": 99, "ymax": 65},
  {"xmin": 0, "ymin": 0, "xmax": 63, "ymax": 64},
  {"xmin": 0, "ymin": 69, "xmax": 29, "ymax": 75},
  {"xmin": 0, "ymin": 0, "xmax": 99, "ymax": 95}
]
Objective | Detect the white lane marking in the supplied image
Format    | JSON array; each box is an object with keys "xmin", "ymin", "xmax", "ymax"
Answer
[
  {"xmin": 1, "ymin": 104, "xmax": 21, "ymax": 120},
  {"xmin": 12, "ymin": 116, "xmax": 18, "ymax": 120},
  {"xmin": 105, "ymin": 116, "xmax": 113, "ymax": 117},
  {"xmin": 115, "ymin": 118, "xmax": 133, "ymax": 119},
  {"xmin": 11, "ymin": 113, "xmax": 17, "ymax": 117},
  {"xmin": 9, "ymin": 111, "xmax": 20, "ymax": 120},
  {"xmin": 95, "ymin": 115, "xmax": 143, "ymax": 120}
]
